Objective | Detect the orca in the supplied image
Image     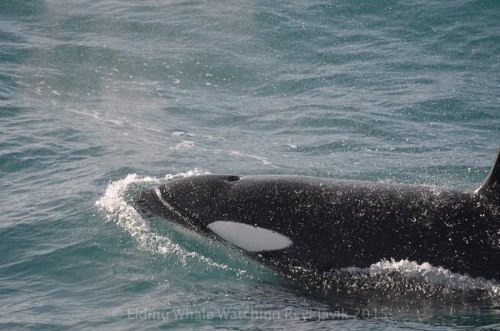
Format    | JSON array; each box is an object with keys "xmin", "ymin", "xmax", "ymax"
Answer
[{"xmin": 137, "ymin": 151, "xmax": 500, "ymax": 281}]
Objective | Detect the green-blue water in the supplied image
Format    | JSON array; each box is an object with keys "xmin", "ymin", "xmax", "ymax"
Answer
[{"xmin": 1, "ymin": 0, "xmax": 499, "ymax": 329}]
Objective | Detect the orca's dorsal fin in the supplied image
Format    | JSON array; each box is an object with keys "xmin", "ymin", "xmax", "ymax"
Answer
[{"xmin": 476, "ymin": 149, "xmax": 500, "ymax": 198}]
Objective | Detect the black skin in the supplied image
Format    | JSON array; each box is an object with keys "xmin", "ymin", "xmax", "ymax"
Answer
[{"xmin": 137, "ymin": 153, "xmax": 500, "ymax": 281}]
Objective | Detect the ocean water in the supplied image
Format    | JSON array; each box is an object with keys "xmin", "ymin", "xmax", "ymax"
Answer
[{"xmin": 1, "ymin": 0, "xmax": 499, "ymax": 329}]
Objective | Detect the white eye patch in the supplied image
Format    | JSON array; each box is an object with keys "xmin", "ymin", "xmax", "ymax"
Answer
[{"xmin": 207, "ymin": 221, "xmax": 293, "ymax": 252}]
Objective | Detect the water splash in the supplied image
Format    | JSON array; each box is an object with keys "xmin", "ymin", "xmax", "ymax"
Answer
[
  {"xmin": 294, "ymin": 259, "xmax": 500, "ymax": 305},
  {"xmin": 369, "ymin": 259, "xmax": 500, "ymax": 296},
  {"xmin": 368, "ymin": 259, "xmax": 500, "ymax": 294}
]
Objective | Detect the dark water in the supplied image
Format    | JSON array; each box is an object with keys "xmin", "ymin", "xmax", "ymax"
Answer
[{"xmin": 1, "ymin": 0, "xmax": 499, "ymax": 329}]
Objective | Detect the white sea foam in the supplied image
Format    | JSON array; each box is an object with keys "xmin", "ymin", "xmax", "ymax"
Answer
[
  {"xmin": 95, "ymin": 173, "xmax": 181, "ymax": 255},
  {"xmin": 368, "ymin": 258, "xmax": 500, "ymax": 295},
  {"xmin": 229, "ymin": 150, "xmax": 275, "ymax": 167}
]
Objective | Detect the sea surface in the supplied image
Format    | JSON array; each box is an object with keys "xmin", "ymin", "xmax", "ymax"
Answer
[{"xmin": 1, "ymin": 0, "xmax": 499, "ymax": 330}]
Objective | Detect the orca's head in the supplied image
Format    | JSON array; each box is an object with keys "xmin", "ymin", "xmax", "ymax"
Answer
[
  {"xmin": 137, "ymin": 174, "xmax": 240, "ymax": 229},
  {"xmin": 137, "ymin": 174, "xmax": 294, "ymax": 253}
]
